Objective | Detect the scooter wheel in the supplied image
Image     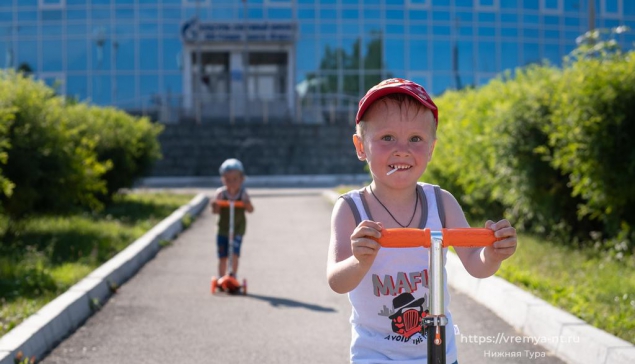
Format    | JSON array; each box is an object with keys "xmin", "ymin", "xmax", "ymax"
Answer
[
  {"xmin": 242, "ymin": 278, "xmax": 247, "ymax": 295},
  {"xmin": 211, "ymin": 276, "xmax": 218, "ymax": 294}
]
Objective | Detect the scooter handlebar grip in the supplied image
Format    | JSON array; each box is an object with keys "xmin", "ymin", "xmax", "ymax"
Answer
[
  {"xmin": 375, "ymin": 228, "xmax": 431, "ymax": 248},
  {"xmin": 442, "ymin": 228, "xmax": 497, "ymax": 247},
  {"xmin": 215, "ymin": 200, "xmax": 246, "ymax": 208}
]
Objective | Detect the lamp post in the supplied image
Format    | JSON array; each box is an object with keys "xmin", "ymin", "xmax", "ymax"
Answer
[{"xmin": 243, "ymin": 0, "xmax": 250, "ymax": 124}]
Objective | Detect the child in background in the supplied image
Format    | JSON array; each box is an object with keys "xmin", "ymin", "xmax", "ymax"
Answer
[
  {"xmin": 326, "ymin": 78, "xmax": 517, "ymax": 363},
  {"xmin": 211, "ymin": 158, "xmax": 254, "ymax": 279}
]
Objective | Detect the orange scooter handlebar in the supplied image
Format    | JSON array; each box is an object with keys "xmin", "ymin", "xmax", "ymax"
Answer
[
  {"xmin": 214, "ymin": 200, "xmax": 246, "ymax": 208},
  {"xmin": 375, "ymin": 228, "xmax": 498, "ymax": 248}
]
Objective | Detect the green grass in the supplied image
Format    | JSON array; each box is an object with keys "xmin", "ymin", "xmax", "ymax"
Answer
[
  {"xmin": 0, "ymin": 192, "xmax": 195, "ymax": 336},
  {"xmin": 494, "ymin": 233, "xmax": 635, "ymax": 344}
]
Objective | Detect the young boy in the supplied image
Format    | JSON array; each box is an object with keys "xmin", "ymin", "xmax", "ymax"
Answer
[
  {"xmin": 326, "ymin": 78, "xmax": 517, "ymax": 363},
  {"xmin": 211, "ymin": 158, "xmax": 254, "ymax": 279}
]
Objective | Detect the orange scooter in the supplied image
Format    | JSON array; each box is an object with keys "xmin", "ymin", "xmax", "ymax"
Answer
[
  {"xmin": 375, "ymin": 228, "xmax": 498, "ymax": 364},
  {"xmin": 211, "ymin": 200, "xmax": 247, "ymax": 295}
]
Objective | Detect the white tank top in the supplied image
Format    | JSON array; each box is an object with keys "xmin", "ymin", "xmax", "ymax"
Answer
[{"xmin": 343, "ymin": 183, "xmax": 458, "ymax": 364}]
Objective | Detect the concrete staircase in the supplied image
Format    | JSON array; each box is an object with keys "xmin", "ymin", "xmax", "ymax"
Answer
[{"xmin": 151, "ymin": 123, "xmax": 367, "ymax": 176}]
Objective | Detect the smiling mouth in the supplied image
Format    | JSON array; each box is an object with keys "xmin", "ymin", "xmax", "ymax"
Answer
[{"xmin": 387, "ymin": 164, "xmax": 412, "ymax": 175}]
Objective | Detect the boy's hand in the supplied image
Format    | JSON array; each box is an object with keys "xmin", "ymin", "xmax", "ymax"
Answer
[
  {"xmin": 484, "ymin": 219, "xmax": 517, "ymax": 262},
  {"xmin": 350, "ymin": 220, "xmax": 383, "ymax": 268},
  {"xmin": 210, "ymin": 200, "xmax": 220, "ymax": 214}
]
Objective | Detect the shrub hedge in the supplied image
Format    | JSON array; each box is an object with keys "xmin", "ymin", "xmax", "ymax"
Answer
[
  {"xmin": 427, "ymin": 51, "xmax": 635, "ymax": 256},
  {"xmin": 0, "ymin": 71, "xmax": 162, "ymax": 219}
]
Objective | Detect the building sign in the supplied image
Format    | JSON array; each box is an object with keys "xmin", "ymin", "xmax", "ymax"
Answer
[{"xmin": 181, "ymin": 18, "xmax": 296, "ymax": 43}]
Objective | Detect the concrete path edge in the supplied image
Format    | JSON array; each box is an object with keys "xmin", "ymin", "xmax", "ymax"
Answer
[
  {"xmin": 323, "ymin": 190, "xmax": 635, "ymax": 364},
  {"xmin": 0, "ymin": 193, "xmax": 210, "ymax": 364}
]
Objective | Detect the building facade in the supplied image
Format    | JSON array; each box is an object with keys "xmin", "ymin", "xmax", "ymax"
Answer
[{"xmin": 1, "ymin": 0, "xmax": 633, "ymax": 124}]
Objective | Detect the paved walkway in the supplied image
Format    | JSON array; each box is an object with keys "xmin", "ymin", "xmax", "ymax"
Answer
[{"xmin": 40, "ymin": 188, "xmax": 563, "ymax": 363}]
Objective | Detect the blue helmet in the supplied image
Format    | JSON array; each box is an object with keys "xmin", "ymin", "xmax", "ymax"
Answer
[{"xmin": 219, "ymin": 158, "xmax": 244, "ymax": 175}]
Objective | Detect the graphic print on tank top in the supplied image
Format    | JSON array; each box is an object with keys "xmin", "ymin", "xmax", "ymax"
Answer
[{"xmin": 374, "ymin": 270, "xmax": 430, "ymax": 342}]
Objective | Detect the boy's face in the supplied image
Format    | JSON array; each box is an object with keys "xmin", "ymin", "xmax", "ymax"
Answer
[
  {"xmin": 221, "ymin": 170, "xmax": 244, "ymax": 194},
  {"xmin": 353, "ymin": 99, "xmax": 436, "ymax": 188}
]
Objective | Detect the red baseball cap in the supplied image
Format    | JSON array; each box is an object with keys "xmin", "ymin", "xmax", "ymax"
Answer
[{"xmin": 356, "ymin": 78, "xmax": 438, "ymax": 126}]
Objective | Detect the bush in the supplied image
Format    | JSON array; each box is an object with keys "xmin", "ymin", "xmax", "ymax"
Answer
[
  {"xmin": 429, "ymin": 50, "xmax": 635, "ymax": 254},
  {"xmin": 0, "ymin": 71, "xmax": 108, "ymax": 218},
  {"xmin": 65, "ymin": 104, "xmax": 163, "ymax": 200}
]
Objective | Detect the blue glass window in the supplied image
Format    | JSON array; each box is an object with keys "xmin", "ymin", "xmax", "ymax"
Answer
[
  {"xmin": 18, "ymin": 26, "xmax": 38, "ymax": 36},
  {"xmin": 478, "ymin": 27, "xmax": 495, "ymax": 36},
  {"xmin": 115, "ymin": 38, "xmax": 135, "ymax": 71},
  {"xmin": 363, "ymin": 8, "xmax": 380, "ymax": 19},
  {"xmin": 409, "ymin": 39, "xmax": 428, "ymax": 70},
  {"xmin": 341, "ymin": 23, "xmax": 359, "ymax": 35},
  {"xmin": 19, "ymin": 0, "xmax": 37, "ymax": 7},
  {"xmin": 299, "ymin": 22, "xmax": 316, "ymax": 35},
  {"xmin": 66, "ymin": 24, "xmax": 87, "ymax": 36},
  {"xmin": 386, "ymin": 10, "xmax": 404, "ymax": 20},
  {"xmin": 457, "ymin": 41, "xmax": 474, "ymax": 72},
  {"xmin": 92, "ymin": 0, "xmax": 111, "ymax": 4},
  {"xmin": 432, "ymin": 0, "xmax": 450, "ymax": 6},
  {"xmin": 625, "ymin": 1, "xmax": 635, "ymax": 15},
  {"xmin": 385, "ymin": 38, "xmax": 405, "ymax": 70},
  {"xmin": 67, "ymin": 0, "xmax": 87, "ymax": 4},
  {"xmin": 501, "ymin": 13, "xmax": 517, "ymax": 23},
  {"xmin": 320, "ymin": 9, "xmax": 337, "ymax": 19},
  {"xmin": 478, "ymin": 12, "xmax": 495, "ymax": 22},
  {"xmin": 115, "ymin": 8, "xmax": 134, "ymax": 20},
  {"xmin": 115, "ymin": 22, "xmax": 135, "ymax": 36},
  {"xmin": 42, "ymin": 40, "xmax": 62, "ymax": 72},
  {"xmin": 456, "ymin": 12, "xmax": 473, "ymax": 21},
  {"xmin": 605, "ymin": 0, "xmax": 618, "ymax": 13},
  {"xmin": 115, "ymin": 74, "xmax": 136, "ymax": 106},
  {"xmin": 343, "ymin": 0, "xmax": 360, "ymax": 4},
  {"xmin": 139, "ymin": 23, "xmax": 159, "ymax": 35},
  {"xmin": 387, "ymin": 24, "xmax": 405, "ymax": 35},
  {"xmin": 162, "ymin": 38, "xmax": 181, "ymax": 71},
  {"xmin": 41, "ymin": 10, "xmax": 62, "ymax": 21},
  {"xmin": 409, "ymin": 10, "xmax": 427, "ymax": 21},
  {"xmin": 432, "ymin": 74, "xmax": 452, "ymax": 95},
  {"xmin": 139, "ymin": 8, "xmax": 158, "ymax": 21},
  {"xmin": 320, "ymin": 22, "xmax": 338, "ymax": 35},
  {"xmin": 297, "ymin": 39, "xmax": 318, "ymax": 71},
  {"xmin": 564, "ymin": 17, "xmax": 579, "ymax": 26},
  {"xmin": 41, "ymin": 24, "xmax": 62, "ymax": 36},
  {"xmin": 544, "ymin": 29, "xmax": 560, "ymax": 39},
  {"xmin": 91, "ymin": 8, "xmax": 111, "ymax": 21},
  {"xmin": 544, "ymin": 0, "xmax": 559, "ymax": 9},
  {"xmin": 0, "ymin": 11, "xmax": 12, "ymax": 22},
  {"xmin": 92, "ymin": 75, "xmax": 111, "ymax": 105},
  {"xmin": 386, "ymin": 0, "xmax": 405, "ymax": 5},
  {"xmin": 161, "ymin": 7, "xmax": 181, "ymax": 20},
  {"xmin": 163, "ymin": 74, "xmax": 182, "ymax": 95},
  {"xmin": 18, "ymin": 11, "xmax": 37, "ymax": 22},
  {"xmin": 479, "ymin": 0, "xmax": 495, "ymax": 6},
  {"xmin": 543, "ymin": 43, "xmax": 560, "ymax": 65},
  {"xmin": 459, "ymin": 25, "xmax": 473, "ymax": 36},
  {"xmin": 500, "ymin": 0, "xmax": 518, "ymax": 9},
  {"xmin": 544, "ymin": 15, "xmax": 559, "ymax": 25},
  {"xmin": 433, "ymin": 25, "xmax": 450, "ymax": 35},
  {"xmin": 268, "ymin": 8, "xmax": 292, "ymax": 19},
  {"xmin": 139, "ymin": 74, "xmax": 159, "ymax": 105},
  {"xmin": 522, "ymin": 0, "xmax": 539, "ymax": 10},
  {"xmin": 477, "ymin": 41, "xmax": 496, "ymax": 72},
  {"xmin": 92, "ymin": 39, "xmax": 112, "ymax": 71},
  {"xmin": 409, "ymin": 24, "xmax": 428, "ymax": 35},
  {"xmin": 139, "ymin": 38, "xmax": 158, "ymax": 70},
  {"xmin": 501, "ymin": 27, "xmax": 519, "ymax": 37},
  {"xmin": 298, "ymin": 8, "xmax": 316, "ymax": 19},
  {"xmin": 432, "ymin": 11, "xmax": 451, "ymax": 21},
  {"xmin": 456, "ymin": 0, "xmax": 474, "ymax": 7},
  {"xmin": 432, "ymin": 41, "xmax": 451, "ymax": 72},
  {"xmin": 66, "ymin": 9, "xmax": 87, "ymax": 20},
  {"xmin": 523, "ymin": 14, "xmax": 539, "ymax": 24},
  {"xmin": 17, "ymin": 40, "xmax": 38, "ymax": 72},
  {"xmin": 523, "ymin": 42, "xmax": 540, "ymax": 65},
  {"xmin": 66, "ymin": 75, "xmax": 88, "ymax": 102},
  {"xmin": 500, "ymin": 42, "xmax": 518, "ymax": 70},
  {"xmin": 67, "ymin": 39, "xmax": 88, "ymax": 71},
  {"xmin": 523, "ymin": 28, "xmax": 539, "ymax": 38}
]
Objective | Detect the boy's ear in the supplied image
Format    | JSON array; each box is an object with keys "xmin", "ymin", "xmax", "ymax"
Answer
[{"xmin": 352, "ymin": 134, "xmax": 366, "ymax": 161}]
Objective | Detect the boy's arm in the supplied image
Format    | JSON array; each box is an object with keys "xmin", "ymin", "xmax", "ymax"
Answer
[
  {"xmin": 242, "ymin": 190, "xmax": 254, "ymax": 213},
  {"xmin": 440, "ymin": 189, "xmax": 517, "ymax": 279},
  {"xmin": 327, "ymin": 198, "xmax": 383, "ymax": 294},
  {"xmin": 210, "ymin": 189, "xmax": 223, "ymax": 214}
]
